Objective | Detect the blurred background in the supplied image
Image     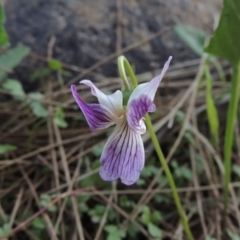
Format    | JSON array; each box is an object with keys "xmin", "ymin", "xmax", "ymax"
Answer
[{"xmin": 1, "ymin": 0, "xmax": 239, "ymax": 240}]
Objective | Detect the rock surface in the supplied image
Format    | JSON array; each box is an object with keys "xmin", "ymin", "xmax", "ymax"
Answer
[{"xmin": 5, "ymin": 0, "xmax": 221, "ymax": 77}]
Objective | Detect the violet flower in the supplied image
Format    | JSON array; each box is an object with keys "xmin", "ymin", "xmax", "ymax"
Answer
[{"xmin": 71, "ymin": 56, "xmax": 172, "ymax": 185}]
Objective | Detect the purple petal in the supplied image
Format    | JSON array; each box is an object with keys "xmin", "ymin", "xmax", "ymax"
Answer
[
  {"xmin": 127, "ymin": 94, "xmax": 156, "ymax": 134},
  {"xmin": 99, "ymin": 119, "xmax": 144, "ymax": 185},
  {"xmin": 80, "ymin": 80, "xmax": 124, "ymax": 116},
  {"xmin": 128, "ymin": 56, "xmax": 172, "ymax": 104},
  {"xmin": 71, "ymin": 85, "xmax": 117, "ymax": 131}
]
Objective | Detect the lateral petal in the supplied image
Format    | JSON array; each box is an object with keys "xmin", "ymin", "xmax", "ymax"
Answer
[
  {"xmin": 128, "ymin": 56, "xmax": 172, "ymax": 104},
  {"xmin": 80, "ymin": 80, "xmax": 124, "ymax": 116},
  {"xmin": 127, "ymin": 94, "xmax": 156, "ymax": 134},
  {"xmin": 99, "ymin": 119, "xmax": 145, "ymax": 185},
  {"xmin": 71, "ymin": 85, "xmax": 117, "ymax": 131}
]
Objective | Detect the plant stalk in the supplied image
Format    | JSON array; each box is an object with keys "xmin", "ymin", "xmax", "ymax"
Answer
[
  {"xmin": 118, "ymin": 55, "xmax": 194, "ymax": 240},
  {"xmin": 223, "ymin": 61, "xmax": 240, "ymax": 211}
]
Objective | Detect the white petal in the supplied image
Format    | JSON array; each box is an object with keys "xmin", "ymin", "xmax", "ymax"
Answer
[
  {"xmin": 128, "ymin": 56, "xmax": 172, "ymax": 105},
  {"xmin": 99, "ymin": 118, "xmax": 145, "ymax": 185},
  {"xmin": 80, "ymin": 80, "xmax": 124, "ymax": 116}
]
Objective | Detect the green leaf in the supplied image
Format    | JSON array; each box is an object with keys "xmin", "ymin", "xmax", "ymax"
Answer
[
  {"xmin": 141, "ymin": 165, "xmax": 158, "ymax": 178},
  {"xmin": 227, "ymin": 229, "xmax": 240, "ymax": 240},
  {"xmin": 2, "ymin": 79, "xmax": 26, "ymax": 100},
  {"xmin": 104, "ymin": 225, "xmax": 126, "ymax": 240},
  {"xmin": 174, "ymin": 24, "xmax": 206, "ymax": 56},
  {"xmin": 154, "ymin": 194, "xmax": 170, "ymax": 204},
  {"xmin": 205, "ymin": 66, "xmax": 219, "ymax": 146},
  {"xmin": 147, "ymin": 223, "xmax": 162, "ymax": 239},
  {"xmin": 233, "ymin": 164, "xmax": 240, "ymax": 177},
  {"xmin": 205, "ymin": 237, "xmax": 217, "ymax": 240},
  {"xmin": 0, "ymin": 46, "xmax": 30, "ymax": 82},
  {"xmin": 92, "ymin": 144, "xmax": 104, "ymax": 157},
  {"xmin": 40, "ymin": 194, "xmax": 56, "ymax": 212},
  {"xmin": 151, "ymin": 211, "xmax": 162, "ymax": 223},
  {"xmin": 136, "ymin": 178, "xmax": 145, "ymax": 186},
  {"xmin": 32, "ymin": 217, "xmax": 45, "ymax": 230},
  {"xmin": 0, "ymin": 223, "xmax": 11, "ymax": 239},
  {"xmin": 0, "ymin": 2, "xmax": 9, "ymax": 48},
  {"xmin": 48, "ymin": 59, "xmax": 62, "ymax": 71},
  {"xmin": 62, "ymin": 70, "xmax": 72, "ymax": 77},
  {"xmin": 54, "ymin": 106, "xmax": 68, "ymax": 128},
  {"xmin": 0, "ymin": 144, "xmax": 17, "ymax": 155},
  {"xmin": 28, "ymin": 92, "xmax": 48, "ymax": 118},
  {"xmin": 30, "ymin": 68, "xmax": 52, "ymax": 81},
  {"xmin": 175, "ymin": 166, "xmax": 193, "ymax": 181},
  {"xmin": 140, "ymin": 206, "xmax": 151, "ymax": 225},
  {"xmin": 104, "ymin": 225, "xmax": 117, "ymax": 233},
  {"xmin": 204, "ymin": 0, "xmax": 240, "ymax": 67},
  {"xmin": 127, "ymin": 224, "xmax": 138, "ymax": 238}
]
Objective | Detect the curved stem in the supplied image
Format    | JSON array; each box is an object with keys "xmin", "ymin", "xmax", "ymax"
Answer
[
  {"xmin": 117, "ymin": 55, "xmax": 194, "ymax": 240},
  {"xmin": 118, "ymin": 56, "xmax": 138, "ymax": 89}
]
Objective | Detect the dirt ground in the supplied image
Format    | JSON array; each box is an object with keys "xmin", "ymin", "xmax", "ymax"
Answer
[{"xmin": 5, "ymin": 0, "xmax": 222, "ymax": 79}]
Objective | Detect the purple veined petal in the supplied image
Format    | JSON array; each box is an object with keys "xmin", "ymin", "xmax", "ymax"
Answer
[
  {"xmin": 80, "ymin": 80, "xmax": 124, "ymax": 116},
  {"xmin": 128, "ymin": 56, "xmax": 172, "ymax": 104},
  {"xmin": 99, "ymin": 119, "xmax": 145, "ymax": 185},
  {"xmin": 71, "ymin": 85, "xmax": 118, "ymax": 131},
  {"xmin": 127, "ymin": 94, "xmax": 156, "ymax": 134}
]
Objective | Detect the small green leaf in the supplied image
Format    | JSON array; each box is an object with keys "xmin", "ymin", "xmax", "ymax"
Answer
[
  {"xmin": 30, "ymin": 68, "xmax": 52, "ymax": 81},
  {"xmin": 48, "ymin": 59, "xmax": 62, "ymax": 71},
  {"xmin": 205, "ymin": 237, "xmax": 217, "ymax": 240},
  {"xmin": 204, "ymin": 0, "xmax": 240, "ymax": 67},
  {"xmin": 140, "ymin": 206, "xmax": 151, "ymax": 225},
  {"xmin": 29, "ymin": 102, "xmax": 48, "ymax": 118},
  {"xmin": 141, "ymin": 165, "xmax": 158, "ymax": 177},
  {"xmin": 0, "ymin": 223, "xmax": 11, "ymax": 239},
  {"xmin": 174, "ymin": 24, "xmax": 206, "ymax": 56},
  {"xmin": 0, "ymin": 2, "xmax": 9, "ymax": 48},
  {"xmin": 92, "ymin": 144, "xmax": 104, "ymax": 157},
  {"xmin": 104, "ymin": 225, "xmax": 117, "ymax": 233},
  {"xmin": 227, "ymin": 229, "xmax": 240, "ymax": 240},
  {"xmin": 78, "ymin": 202, "xmax": 89, "ymax": 213},
  {"xmin": 136, "ymin": 178, "xmax": 145, "ymax": 186},
  {"xmin": 151, "ymin": 211, "xmax": 162, "ymax": 223},
  {"xmin": 175, "ymin": 166, "xmax": 193, "ymax": 181},
  {"xmin": 28, "ymin": 92, "xmax": 48, "ymax": 118},
  {"xmin": 127, "ymin": 224, "xmax": 138, "ymax": 238},
  {"xmin": 104, "ymin": 225, "xmax": 126, "ymax": 240},
  {"xmin": 233, "ymin": 164, "xmax": 240, "ymax": 177},
  {"xmin": 148, "ymin": 223, "xmax": 162, "ymax": 239},
  {"xmin": 62, "ymin": 70, "xmax": 72, "ymax": 77},
  {"xmin": 2, "ymin": 79, "xmax": 26, "ymax": 100},
  {"xmin": 154, "ymin": 194, "xmax": 170, "ymax": 204},
  {"xmin": 32, "ymin": 217, "xmax": 45, "ymax": 230},
  {"xmin": 0, "ymin": 144, "xmax": 17, "ymax": 155},
  {"xmin": 40, "ymin": 194, "xmax": 56, "ymax": 212},
  {"xmin": 54, "ymin": 106, "xmax": 68, "ymax": 128},
  {"xmin": 0, "ymin": 46, "xmax": 30, "ymax": 82}
]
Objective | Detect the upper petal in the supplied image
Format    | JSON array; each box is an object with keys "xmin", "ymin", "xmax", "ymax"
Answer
[
  {"xmin": 127, "ymin": 94, "xmax": 156, "ymax": 134},
  {"xmin": 80, "ymin": 80, "xmax": 124, "ymax": 116},
  {"xmin": 99, "ymin": 119, "xmax": 145, "ymax": 185},
  {"xmin": 128, "ymin": 56, "xmax": 172, "ymax": 104},
  {"xmin": 71, "ymin": 85, "xmax": 118, "ymax": 131}
]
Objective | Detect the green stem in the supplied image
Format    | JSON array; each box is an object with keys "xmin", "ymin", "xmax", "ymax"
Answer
[
  {"xmin": 117, "ymin": 55, "xmax": 194, "ymax": 240},
  {"xmin": 224, "ymin": 61, "xmax": 240, "ymax": 210},
  {"xmin": 118, "ymin": 56, "xmax": 138, "ymax": 89},
  {"xmin": 145, "ymin": 114, "xmax": 194, "ymax": 240}
]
